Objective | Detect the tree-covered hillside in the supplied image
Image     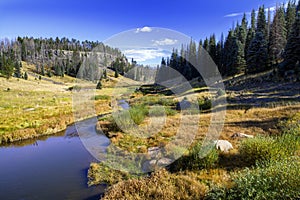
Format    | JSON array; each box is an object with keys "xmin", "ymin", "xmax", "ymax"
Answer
[
  {"xmin": 157, "ymin": 1, "xmax": 299, "ymax": 82},
  {"xmin": 0, "ymin": 36, "xmax": 122, "ymax": 79}
]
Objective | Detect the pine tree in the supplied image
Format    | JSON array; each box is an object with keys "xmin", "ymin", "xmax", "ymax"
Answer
[
  {"xmin": 237, "ymin": 14, "xmax": 248, "ymax": 45},
  {"xmin": 208, "ymin": 34, "xmax": 217, "ymax": 63},
  {"xmin": 188, "ymin": 40, "xmax": 197, "ymax": 79},
  {"xmin": 103, "ymin": 69, "xmax": 107, "ymax": 79},
  {"xmin": 267, "ymin": 8, "xmax": 272, "ymax": 43},
  {"xmin": 251, "ymin": 9, "xmax": 256, "ymax": 30},
  {"xmin": 232, "ymin": 38, "xmax": 246, "ymax": 74},
  {"xmin": 280, "ymin": 1, "xmax": 300, "ymax": 74},
  {"xmin": 197, "ymin": 40, "xmax": 203, "ymax": 68},
  {"xmin": 216, "ymin": 41, "xmax": 223, "ymax": 71},
  {"xmin": 41, "ymin": 65, "xmax": 45, "ymax": 76},
  {"xmin": 245, "ymin": 28, "xmax": 255, "ymax": 61},
  {"xmin": 96, "ymin": 79, "xmax": 102, "ymax": 89},
  {"xmin": 54, "ymin": 65, "xmax": 62, "ymax": 76},
  {"xmin": 2, "ymin": 55, "xmax": 14, "ymax": 79},
  {"xmin": 24, "ymin": 72, "xmax": 28, "ymax": 80},
  {"xmin": 269, "ymin": 6, "xmax": 287, "ymax": 65},
  {"xmin": 203, "ymin": 38, "xmax": 209, "ymax": 51},
  {"xmin": 216, "ymin": 33, "xmax": 224, "ymax": 71},
  {"xmin": 14, "ymin": 61, "xmax": 21, "ymax": 78},
  {"xmin": 257, "ymin": 6, "xmax": 267, "ymax": 37},
  {"xmin": 246, "ymin": 32, "xmax": 268, "ymax": 74},
  {"xmin": 223, "ymin": 30, "xmax": 235, "ymax": 75},
  {"xmin": 286, "ymin": 1, "xmax": 297, "ymax": 38},
  {"xmin": 114, "ymin": 69, "xmax": 119, "ymax": 78}
]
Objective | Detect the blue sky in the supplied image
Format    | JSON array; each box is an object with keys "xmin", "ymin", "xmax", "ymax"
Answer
[{"xmin": 0, "ymin": 0, "xmax": 289, "ymax": 65}]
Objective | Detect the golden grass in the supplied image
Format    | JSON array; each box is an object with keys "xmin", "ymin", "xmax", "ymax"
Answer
[
  {"xmin": 102, "ymin": 169, "xmax": 208, "ymax": 200},
  {"xmin": 0, "ymin": 61, "xmax": 144, "ymax": 144},
  {"xmin": 0, "ymin": 76, "xmax": 73, "ymax": 143}
]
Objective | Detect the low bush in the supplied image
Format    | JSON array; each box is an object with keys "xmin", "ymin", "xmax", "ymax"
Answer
[
  {"xmin": 198, "ymin": 98, "xmax": 212, "ymax": 111},
  {"xmin": 170, "ymin": 142, "xmax": 219, "ymax": 171},
  {"xmin": 239, "ymin": 136, "xmax": 279, "ymax": 166},
  {"xmin": 93, "ymin": 95, "xmax": 110, "ymax": 100},
  {"xmin": 208, "ymin": 157, "xmax": 300, "ymax": 200},
  {"xmin": 129, "ymin": 104, "xmax": 148, "ymax": 125},
  {"xmin": 149, "ymin": 106, "xmax": 177, "ymax": 117},
  {"xmin": 239, "ymin": 131, "xmax": 300, "ymax": 166}
]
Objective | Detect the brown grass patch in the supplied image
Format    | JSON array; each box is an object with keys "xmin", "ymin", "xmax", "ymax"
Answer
[{"xmin": 103, "ymin": 169, "xmax": 208, "ymax": 200}]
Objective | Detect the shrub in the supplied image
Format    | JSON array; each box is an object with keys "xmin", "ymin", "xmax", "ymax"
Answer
[
  {"xmin": 239, "ymin": 133, "xmax": 299, "ymax": 166},
  {"xmin": 149, "ymin": 106, "xmax": 177, "ymax": 117},
  {"xmin": 170, "ymin": 142, "xmax": 219, "ymax": 171},
  {"xmin": 207, "ymin": 157, "xmax": 300, "ymax": 200},
  {"xmin": 216, "ymin": 88, "xmax": 226, "ymax": 97},
  {"xmin": 278, "ymin": 113, "xmax": 300, "ymax": 134},
  {"xmin": 93, "ymin": 95, "xmax": 110, "ymax": 100},
  {"xmin": 237, "ymin": 157, "xmax": 299, "ymax": 199},
  {"xmin": 128, "ymin": 104, "xmax": 148, "ymax": 125},
  {"xmin": 239, "ymin": 136, "xmax": 279, "ymax": 166},
  {"xmin": 198, "ymin": 98, "xmax": 212, "ymax": 111}
]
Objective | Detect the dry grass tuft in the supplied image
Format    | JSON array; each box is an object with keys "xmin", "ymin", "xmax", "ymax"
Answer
[{"xmin": 103, "ymin": 169, "xmax": 208, "ymax": 200}]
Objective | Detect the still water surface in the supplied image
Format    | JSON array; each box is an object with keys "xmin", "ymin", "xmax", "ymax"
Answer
[{"xmin": 0, "ymin": 124, "xmax": 109, "ymax": 200}]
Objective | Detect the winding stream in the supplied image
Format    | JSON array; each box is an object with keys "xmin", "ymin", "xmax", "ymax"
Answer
[
  {"xmin": 0, "ymin": 124, "xmax": 108, "ymax": 200},
  {"xmin": 0, "ymin": 100, "xmax": 130, "ymax": 200}
]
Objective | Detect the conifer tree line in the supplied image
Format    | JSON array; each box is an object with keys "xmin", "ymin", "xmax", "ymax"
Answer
[
  {"xmin": 0, "ymin": 36, "xmax": 122, "ymax": 79},
  {"xmin": 110, "ymin": 57, "xmax": 157, "ymax": 82},
  {"xmin": 157, "ymin": 1, "xmax": 299, "ymax": 82}
]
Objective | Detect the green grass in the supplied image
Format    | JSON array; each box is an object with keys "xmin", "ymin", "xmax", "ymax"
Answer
[
  {"xmin": 92, "ymin": 94, "xmax": 110, "ymax": 100},
  {"xmin": 0, "ymin": 89, "xmax": 73, "ymax": 136},
  {"xmin": 208, "ymin": 157, "xmax": 300, "ymax": 200},
  {"xmin": 134, "ymin": 95, "xmax": 177, "ymax": 107}
]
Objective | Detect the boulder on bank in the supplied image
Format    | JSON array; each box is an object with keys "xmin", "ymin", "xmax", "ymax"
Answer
[
  {"xmin": 214, "ymin": 140, "xmax": 233, "ymax": 152},
  {"xmin": 231, "ymin": 132, "xmax": 254, "ymax": 139}
]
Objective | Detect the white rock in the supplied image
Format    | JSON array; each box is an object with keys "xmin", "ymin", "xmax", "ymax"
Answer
[
  {"xmin": 214, "ymin": 140, "xmax": 233, "ymax": 152},
  {"xmin": 142, "ymin": 160, "xmax": 157, "ymax": 172},
  {"xmin": 148, "ymin": 147, "xmax": 161, "ymax": 159},
  {"xmin": 157, "ymin": 158, "xmax": 173, "ymax": 166}
]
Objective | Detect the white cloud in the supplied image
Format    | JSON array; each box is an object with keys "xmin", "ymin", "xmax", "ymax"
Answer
[
  {"xmin": 123, "ymin": 48, "xmax": 169, "ymax": 62},
  {"xmin": 225, "ymin": 1, "xmax": 297, "ymax": 18},
  {"xmin": 135, "ymin": 26, "xmax": 152, "ymax": 33},
  {"xmin": 224, "ymin": 12, "xmax": 245, "ymax": 18},
  {"xmin": 152, "ymin": 38, "xmax": 178, "ymax": 46}
]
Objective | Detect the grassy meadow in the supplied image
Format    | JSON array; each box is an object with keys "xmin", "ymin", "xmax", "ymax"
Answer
[{"xmin": 0, "ymin": 61, "xmax": 299, "ymax": 199}]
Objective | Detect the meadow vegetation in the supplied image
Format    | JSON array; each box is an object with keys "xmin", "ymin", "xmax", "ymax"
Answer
[
  {"xmin": 90, "ymin": 81, "xmax": 300, "ymax": 199},
  {"xmin": 1, "ymin": 61, "xmax": 299, "ymax": 200}
]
